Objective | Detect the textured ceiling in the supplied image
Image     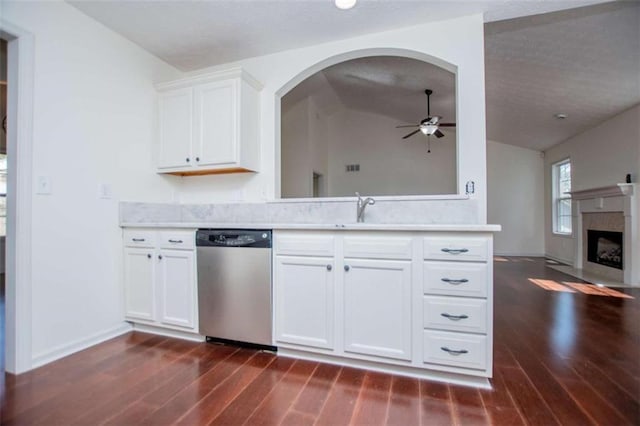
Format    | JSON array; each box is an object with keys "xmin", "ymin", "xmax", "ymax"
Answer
[
  {"xmin": 68, "ymin": 0, "xmax": 610, "ymax": 72},
  {"xmin": 484, "ymin": 1, "xmax": 640, "ymax": 150},
  {"xmin": 283, "ymin": 56, "xmax": 456, "ymax": 135}
]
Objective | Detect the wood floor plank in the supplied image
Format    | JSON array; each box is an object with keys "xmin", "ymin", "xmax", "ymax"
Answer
[
  {"xmin": 315, "ymin": 366, "xmax": 366, "ymax": 426},
  {"xmin": 175, "ymin": 351, "xmax": 277, "ymax": 425},
  {"xmin": 500, "ymin": 366, "xmax": 561, "ymax": 426},
  {"xmin": 349, "ymin": 371, "xmax": 392, "ymax": 426},
  {"xmin": 137, "ymin": 348, "xmax": 256, "ymax": 425},
  {"xmin": 279, "ymin": 409, "xmax": 315, "ymax": 426},
  {"xmin": 208, "ymin": 356, "xmax": 295, "ymax": 425},
  {"xmin": 450, "ymin": 384, "xmax": 490, "ymax": 426},
  {"xmin": 290, "ymin": 362, "xmax": 341, "ymax": 417},
  {"xmin": 385, "ymin": 376, "xmax": 420, "ymax": 426},
  {"xmin": 418, "ymin": 381, "xmax": 455, "ymax": 426},
  {"xmin": 242, "ymin": 359, "xmax": 318, "ymax": 426}
]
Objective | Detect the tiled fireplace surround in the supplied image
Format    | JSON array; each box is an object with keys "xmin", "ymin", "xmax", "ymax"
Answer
[{"xmin": 572, "ymin": 184, "xmax": 638, "ymax": 286}]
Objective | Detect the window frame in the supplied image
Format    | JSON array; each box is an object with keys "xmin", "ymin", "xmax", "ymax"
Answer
[{"xmin": 552, "ymin": 158, "xmax": 572, "ymax": 236}]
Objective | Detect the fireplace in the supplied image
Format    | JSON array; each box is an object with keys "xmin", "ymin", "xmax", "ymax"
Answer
[{"xmin": 587, "ymin": 230, "xmax": 623, "ymax": 270}]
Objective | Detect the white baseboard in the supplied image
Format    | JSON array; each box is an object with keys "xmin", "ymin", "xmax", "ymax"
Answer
[
  {"xmin": 544, "ymin": 253, "xmax": 573, "ymax": 266},
  {"xmin": 31, "ymin": 323, "xmax": 132, "ymax": 370},
  {"xmin": 494, "ymin": 252, "xmax": 545, "ymax": 257},
  {"xmin": 132, "ymin": 323, "xmax": 205, "ymax": 342}
]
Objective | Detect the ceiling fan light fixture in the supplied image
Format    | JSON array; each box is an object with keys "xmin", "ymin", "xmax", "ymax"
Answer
[
  {"xmin": 420, "ymin": 124, "xmax": 438, "ymax": 135},
  {"xmin": 334, "ymin": 0, "xmax": 357, "ymax": 10}
]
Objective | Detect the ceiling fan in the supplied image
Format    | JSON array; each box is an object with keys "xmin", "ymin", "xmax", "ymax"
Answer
[{"xmin": 396, "ymin": 89, "xmax": 456, "ymax": 140}]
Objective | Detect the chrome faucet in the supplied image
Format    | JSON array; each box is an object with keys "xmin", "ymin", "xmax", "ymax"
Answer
[{"xmin": 355, "ymin": 192, "xmax": 376, "ymax": 223}]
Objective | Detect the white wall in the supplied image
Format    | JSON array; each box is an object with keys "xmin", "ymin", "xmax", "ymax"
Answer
[
  {"xmin": 544, "ymin": 104, "xmax": 640, "ymax": 263},
  {"xmin": 487, "ymin": 141, "xmax": 544, "ymax": 256},
  {"xmin": 327, "ymin": 109, "xmax": 456, "ymax": 196},
  {"xmin": 2, "ymin": 1, "xmax": 182, "ymax": 368},
  {"xmin": 174, "ymin": 14, "xmax": 489, "ymax": 223},
  {"xmin": 281, "ymin": 95, "xmax": 331, "ymax": 198}
]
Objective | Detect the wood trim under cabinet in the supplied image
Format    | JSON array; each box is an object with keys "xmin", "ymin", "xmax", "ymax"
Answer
[{"xmin": 166, "ymin": 167, "xmax": 255, "ymax": 176}]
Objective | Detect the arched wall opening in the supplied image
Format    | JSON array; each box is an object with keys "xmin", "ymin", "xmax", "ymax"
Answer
[{"xmin": 275, "ymin": 48, "xmax": 459, "ymax": 199}]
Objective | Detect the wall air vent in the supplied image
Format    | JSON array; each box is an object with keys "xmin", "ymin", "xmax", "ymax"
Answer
[{"xmin": 346, "ymin": 164, "xmax": 360, "ymax": 172}]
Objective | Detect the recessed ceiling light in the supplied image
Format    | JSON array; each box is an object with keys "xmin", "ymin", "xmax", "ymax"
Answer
[
  {"xmin": 554, "ymin": 113, "xmax": 568, "ymax": 120},
  {"xmin": 335, "ymin": 0, "xmax": 357, "ymax": 10}
]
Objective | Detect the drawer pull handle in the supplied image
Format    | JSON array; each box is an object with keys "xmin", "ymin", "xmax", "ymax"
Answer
[
  {"xmin": 441, "ymin": 347, "xmax": 469, "ymax": 356},
  {"xmin": 344, "ymin": 265, "xmax": 350, "ymax": 272},
  {"xmin": 326, "ymin": 264, "xmax": 332, "ymax": 271},
  {"xmin": 441, "ymin": 313, "xmax": 469, "ymax": 321},
  {"xmin": 147, "ymin": 254, "xmax": 152, "ymax": 259},
  {"xmin": 441, "ymin": 248, "xmax": 469, "ymax": 254},
  {"xmin": 168, "ymin": 239, "xmax": 183, "ymax": 243},
  {"xmin": 132, "ymin": 238, "xmax": 145, "ymax": 242},
  {"xmin": 441, "ymin": 278, "xmax": 469, "ymax": 285}
]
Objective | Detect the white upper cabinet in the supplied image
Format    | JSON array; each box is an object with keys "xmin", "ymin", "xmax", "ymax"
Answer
[
  {"xmin": 156, "ymin": 68, "xmax": 261, "ymax": 175},
  {"xmin": 158, "ymin": 88, "xmax": 193, "ymax": 169}
]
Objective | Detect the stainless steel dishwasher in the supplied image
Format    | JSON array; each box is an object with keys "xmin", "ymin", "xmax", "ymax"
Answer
[{"xmin": 196, "ymin": 229, "xmax": 274, "ymax": 350}]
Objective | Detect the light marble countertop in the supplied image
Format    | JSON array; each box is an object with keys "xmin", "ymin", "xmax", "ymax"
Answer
[{"xmin": 120, "ymin": 222, "xmax": 501, "ymax": 232}]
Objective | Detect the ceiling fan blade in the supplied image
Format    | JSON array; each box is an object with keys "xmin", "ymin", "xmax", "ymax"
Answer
[
  {"xmin": 434, "ymin": 129, "xmax": 445, "ymax": 138},
  {"xmin": 396, "ymin": 124, "xmax": 419, "ymax": 128},
  {"xmin": 438, "ymin": 123, "xmax": 456, "ymax": 127},
  {"xmin": 402, "ymin": 129, "xmax": 420, "ymax": 139}
]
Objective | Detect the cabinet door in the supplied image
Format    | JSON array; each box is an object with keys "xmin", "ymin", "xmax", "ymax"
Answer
[
  {"xmin": 343, "ymin": 259, "xmax": 412, "ymax": 360},
  {"xmin": 123, "ymin": 247, "xmax": 155, "ymax": 321},
  {"xmin": 158, "ymin": 88, "xmax": 192, "ymax": 169},
  {"xmin": 157, "ymin": 249, "xmax": 196, "ymax": 329},
  {"xmin": 274, "ymin": 256, "xmax": 334, "ymax": 350},
  {"xmin": 193, "ymin": 80, "xmax": 237, "ymax": 167}
]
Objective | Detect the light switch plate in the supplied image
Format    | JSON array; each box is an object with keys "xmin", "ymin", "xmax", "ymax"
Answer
[
  {"xmin": 36, "ymin": 176, "xmax": 52, "ymax": 195},
  {"xmin": 99, "ymin": 183, "xmax": 112, "ymax": 199}
]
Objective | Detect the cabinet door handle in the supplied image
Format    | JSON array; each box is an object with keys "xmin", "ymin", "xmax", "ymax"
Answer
[
  {"xmin": 158, "ymin": 255, "xmax": 163, "ymax": 260},
  {"xmin": 441, "ymin": 248, "xmax": 469, "ymax": 254},
  {"xmin": 147, "ymin": 254, "xmax": 152, "ymax": 259},
  {"xmin": 186, "ymin": 157, "xmax": 190, "ymax": 163},
  {"xmin": 168, "ymin": 239, "xmax": 183, "ymax": 243},
  {"xmin": 344, "ymin": 265, "xmax": 350, "ymax": 272},
  {"xmin": 441, "ymin": 313, "xmax": 469, "ymax": 321},
  {"xmin": 441, "ymin": 347, "xmax": 468, "ymax": 356},
  {"xmin": 132, "ymin": 238, "xmax": 145, "ymax": 242},
  {"xmin": 195, "ymin": 157, "xmax": 200, "ymax": 162},
  {"xmin": 326, "ymin": 264, "xmax": 332, "ymax": 271},
  {"xmin": 441, "ymin": 278, "xmax": 469, "ymax": 285}
]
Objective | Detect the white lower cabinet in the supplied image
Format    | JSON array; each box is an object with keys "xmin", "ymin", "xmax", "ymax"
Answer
[
  {"xmin": 157, "ymin": 249, "xmax": 196, "ymax": 329},
  {"xmin": 274, "ymin": 256, "xmax": 334, "ymax": 350},
  {"xmin": 343, "ymin": 259, "xmax": 412, "ymax": 360},
  {"xmin": 123, "ymin": 229, "xmax": 198, "ymax": 335},
  {"xmin": 123, "ymin": 248, "xmax": 155, "ymax": 322},
  {"xmin": 274, "ymin": 230, "xmax": 494, "ymax": 382}
]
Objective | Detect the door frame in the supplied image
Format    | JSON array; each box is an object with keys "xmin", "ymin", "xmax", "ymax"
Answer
[{"xmin": 1, "ymin": 18, "xmax": 35, "ymax": 374}]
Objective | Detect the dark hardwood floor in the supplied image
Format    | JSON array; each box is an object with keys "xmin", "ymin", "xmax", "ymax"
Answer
[{"xmin": 1, "ymin": 258, "xmax": 638, "ymax": 425}]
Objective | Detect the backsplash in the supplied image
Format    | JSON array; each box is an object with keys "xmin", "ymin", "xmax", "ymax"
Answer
[{"xmin": 121, "ymin": 198, "xmax": 479, "ymax": 225}]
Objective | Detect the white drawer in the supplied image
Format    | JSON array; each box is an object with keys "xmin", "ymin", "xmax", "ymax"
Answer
[
  {"xmin": 159, "ymin": 230, "xmax": 195, "ymax": 249},
  {"xmin": 423, "ymin": 236, "xmax": 489, "ymax": 262},
  {"xmin": 423, "ymin": 261, "xmax": 488, "ymax": 298},
  {"xmin": 423, "ymin": 330, "xmax": 488, "ymax": 371},
  {"xmin": 343, "ymin": 236, "xmax": 412, "ymax": 260},
  {"xmin": 123, "ymin": 229, "xmax": 156, "ymax": 248},
  {"xmin": 423, "ymin": 296, "xmax": 487, "ymax": 334},
  {"xmin": 275, "ymin": 234, "xmax": 335, "ymax": 257}
]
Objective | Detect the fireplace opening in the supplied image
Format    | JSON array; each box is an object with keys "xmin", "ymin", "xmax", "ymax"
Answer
[{"xmin": 587, "ymin": 230, "xmax": 623, "ymax": 270}]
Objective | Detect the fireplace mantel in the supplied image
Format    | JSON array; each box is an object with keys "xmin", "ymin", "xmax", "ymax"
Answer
[
  {"xmin": 571, "ymin": 183, "xmax": 638, "ymax": 286},
  {"xmin": 570, "ymin": 183, "xmax": 634, "ymax": 200}
]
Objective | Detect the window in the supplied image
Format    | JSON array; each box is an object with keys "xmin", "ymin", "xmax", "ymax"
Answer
[{"xmin": 552, "ymin": 159, "xmax": 572, "ymax": 235}]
